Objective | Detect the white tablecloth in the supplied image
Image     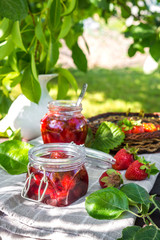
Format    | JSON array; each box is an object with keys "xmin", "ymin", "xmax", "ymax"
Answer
[{"xmin": 0, "ymin": 138, "xmax": 160, "ymax": 240}]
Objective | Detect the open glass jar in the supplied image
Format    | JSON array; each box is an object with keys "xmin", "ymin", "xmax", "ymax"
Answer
[
  {"xmin": 40, "ymin": 100, "xmax": 88, "ymax": 145},
  {"xmin": 21, "ymin": 143, "xmax": 89, "ymax": 207}
]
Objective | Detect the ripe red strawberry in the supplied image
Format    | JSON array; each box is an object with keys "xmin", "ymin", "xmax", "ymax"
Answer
[
  {"xmin": 131, "ymin": 125, "xmax": 144, "ymax": 134},
  {"xmin": 99, "ymin": 169, "xmax": 123, "ymax": 188},
  {"xmin": 125, "ymin": 157, "xmax": 159, "ymax": 181},
  {"xmin": 142, "ymin": 123, "xmax": 157, "ymax": 132},
  {"xmin": 112, "ymin": 146, "xmax": 138, "ymax": 170}
]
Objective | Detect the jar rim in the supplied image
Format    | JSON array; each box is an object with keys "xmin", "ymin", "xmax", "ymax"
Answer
[
  {"xmin": 48, "ymin": 100, "xmax": 82, "ymax": 111},
  {"xmin": 28, "ymin": 143, "xmax": 86, "ymax": 170}
]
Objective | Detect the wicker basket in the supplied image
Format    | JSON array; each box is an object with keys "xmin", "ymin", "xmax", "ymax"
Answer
[{"xmin": 88, "ymin": 112, "xmax": 160, "ymax": 153}]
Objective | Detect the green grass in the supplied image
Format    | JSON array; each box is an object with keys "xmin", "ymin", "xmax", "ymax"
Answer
[{"xmin": 48, "ymin": 67, "xmax": 160, "ymax": 118}]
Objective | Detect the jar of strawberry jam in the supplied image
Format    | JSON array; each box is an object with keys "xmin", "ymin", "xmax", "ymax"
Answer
[
  {"xmin": 21, "ymin": 143, "xmax": 89, "ymax": 207},
  {"xmin": 40, "ymin": 100, "xmax": 88, "ymax": 145}
]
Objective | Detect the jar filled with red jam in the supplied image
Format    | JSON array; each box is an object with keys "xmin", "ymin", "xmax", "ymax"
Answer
[
  {"xmin": 40, "ymin": 100, "xmax": 88, "ymax": 145},
  {"xmin": 21, "ymin": 143, "xmax": 89, "ymax": 207}
]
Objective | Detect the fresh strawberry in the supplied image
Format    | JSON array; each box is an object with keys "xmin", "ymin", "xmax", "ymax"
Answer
[
  {"xmin": 142, "ymin": 123, "xmax": 157, "ymax": 132},
  {"xmin": 156, "ymin": 124, "xmax": 160, "ymax": 130},
  {"xmin": 99, "ymin": 169, "xmax": 123, "ymax": 188},
  {"xmin": 118, "ymin": 118, "xmax": 142, "ymax": 134},
  {"xmin": 112, "ymin": 146, "xmax": 138, "ymax": 170},
  {"xmin": 125, "ymin": 157, "xmax": 159, "ymax": 181},
  {"xmin": 131, "ymin": 125, "xmax": 144, "ymax": 134}
]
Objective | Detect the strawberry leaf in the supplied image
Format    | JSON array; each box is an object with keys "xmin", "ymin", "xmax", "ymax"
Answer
[
  {"xmin": 91, "ymin": 121, "xmax": 125, "ymax": 153},
  {"xmin": 85, "ymin": 187, "xmax": 129, "ymax": 219},
  {"xmin": 120, "ymin": 183, "xmax": 151, "ymax": 205},
  {"xmin": 150, "ymin": 163, "xmax": 159, "ymax": 175}
]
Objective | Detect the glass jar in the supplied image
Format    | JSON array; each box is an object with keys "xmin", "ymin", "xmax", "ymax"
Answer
[
  {"xmin": 40, "ymin": 100, "xmax": 88, "ymax": 145},
  {"xmin": 21, "ymin": 143, "xmax": 89, "ymax": 207}
]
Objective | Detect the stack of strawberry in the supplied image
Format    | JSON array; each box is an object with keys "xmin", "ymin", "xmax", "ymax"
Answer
[
  {"xmin": 99, "ymin": 145, "xmax": 159, "ymax": 189},
  {"xmin": 118, "ymin": 118, "xmax": 160, "ymax": 134}
]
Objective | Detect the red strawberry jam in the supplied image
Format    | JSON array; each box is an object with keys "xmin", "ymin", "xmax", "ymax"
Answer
[
  {"xmin": 24, "ymin": 143, "xmax": 89, "ymax": 207},
  {"xmin": 40, "ymin": 100, "xmax": 88, "ymax": 145}
]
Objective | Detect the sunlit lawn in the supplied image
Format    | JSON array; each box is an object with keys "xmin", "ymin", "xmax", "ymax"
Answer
[{"xmin": 47, "ymin": 67, "xmax": 160, "ymax": 118}]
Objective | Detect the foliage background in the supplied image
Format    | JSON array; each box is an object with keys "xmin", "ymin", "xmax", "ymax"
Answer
[{"xmin": 1, "ymin": 0, "xmax": 160, "ymax": 118}]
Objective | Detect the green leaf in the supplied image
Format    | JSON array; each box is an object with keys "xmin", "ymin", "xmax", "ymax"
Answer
[
  {"xmin": 128, "ymin": 44, "xmax": 137, "ymax": 57},
  {"xmin": 58, "ymin": 15, "xmax": 72, "ymax": 39},
  {"xmin": 8, "ymin": 51, "xmax": 18, "ymax": 72},
  {"xmin": 55, "ymin": 68, "xmax": 78, "ymax": 92},
  {"xmin": 21, "ymin": 65, "xmax": 41, "ymax": 104},
  {"xmin": 128, "ymin": 23, "xmax": 155, "ymax": 40},
  {"xmin": 150, "ymin": 40, "xmax": 160, "ymax": 62},
  {"xmin": 72, "ymin": 42, "xmax": 87, "ymax": 72},
  {"xmin": 45, "ymin": 36, "xmax": 59, "ymax": 73},
  {"xmin": 0, "ymin": 89, "xmax": 12, "ymax": 116},
  {"xmin": 9, "ymin": 128, "xmax": 22, "ymax": 141},
  {"xmin": 2, "ymin": 72, "xmax": 21, "ymax": 91},
  {"xmin": 35, "ymin": 19, "xmax": 47, "ymax": 49},
  {"xmin": 0, "ymin": 140, "xmax": 32, "ymax": 175},
  {"xmin": 120, "ymin": 183, "xmax": 151, "ymax": 205},
  {"xmin": 11, "ymin": 21, "xmax": 25, "ymax": 51},
  {"xmin": 85, "ymin": 187, "xmax": 129, "ymax": 219},
  {"xmin": 49, "ymin": 0, "xmax": 61, "ymax": 32},
  {"xmin": 91, "ymin": 121, "xmax": 125, "ymax": 153},
  {"xmin": 0, "ymin": 37, "xmax": 14, "ymax": 60},
  {"xmin": 0, "ymin": 0, "xmax": 29, "ymax": 21},
  {"xmin": 0, "ymin": 18, "xmax": 13, "ymax": 41},
  {"xmin": 134, "ymin": 226, "xmax": 160, "ymax": 240},
  {"xmin": 121, "ymin": 5, "xmax": 131, "ymax": 19},
  {"xmin": 61, "ymin": 0, "xmax": 77, "ymax": 17},
  {"xmin": 151, "ymin": 196, "xmax": 160, "ymax": 211},
  {"xmin": 118, "ymin": 226, "xmax": 141, "ymax": 240},
  {"xmin": 57, "ymin": 74, "xmax": 69, "ymax": 99},
  {"xmin": 31, "ymin": 53, "xmax": 38, "ymax": 80}
]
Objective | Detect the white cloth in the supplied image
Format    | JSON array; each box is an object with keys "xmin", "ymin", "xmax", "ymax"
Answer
[{"xmin": 0, "ymin": 138, "xmax": 160, "ymax": 240}]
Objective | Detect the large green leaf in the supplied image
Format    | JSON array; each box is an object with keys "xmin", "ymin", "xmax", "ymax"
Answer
[
  {"xmin": 35, "ymin": 19, "xmax": 47, "ymax": 49},
  {"xmin": 56, "ymin": 68, "xmax": 78, "ymax": 93},
  {"xmin": 61, "ymin": 0, "xmax": 77, "ymax": 16},
  {"xmin": 0, "ymin": 0, "xmax": 29, "ymax": 21},
  {"xmin": 151, "ymin": 196, "xmax": 160, "ymax": 211},
  {"xmin": 85, "ymin": 187, "xmax": 129, "ymax": 219},
  {"xmin": 91, "ymin": 121, "xmax": 125, "ymax": 153},
  {"xmin": 0, "ymin": 18, "xmax": 13, "ymax": 41},
  {"xmin": 11, "ymin": 21, "xmax": 26, "ymax": 51},
  {"xmin": 121, "ymin": 5, "xmax": 131, "ymax": 18},
  {"xmin": 21, "ymin": 65, "xmax": 41, "ymax": 104},
  {"xmin": 58, "ymin": 15, "xmax": 72, "ymax": 39},
  {"xmin": 49, "ymin": 0, "xmax": 61, "ymax": 32},
  {"xmin": 45, "ymin": 36, "xmax": 59, "ymax": 73},
  {"xmin": 57, "ymin": 74, "xmax": 70, "ymax": 99},
  {"xmin": 118, "ymin": 226, "xmax": 141, "ymax": 240},
  {"xmin": 128, "ymin": 23, "xmax": 155, "ymax": 39},
  {"xmin": 2, "ymin": 72, "xmax": 21, "ymax": 92},
  {"xmin": 150, "ymin": 40, "xmax": 160, "ymax": 62},
  {"xmin": 120, "ymin": 183, "xmax": 151, "ymax": 205},
  {"xmin": 0, "ymin": 89, "xmax": 12, "ymax": 116},
  {"xmin": 72, "ymin": 42, "xmax": 87, "ymax": 72},
  {"xmin": 0, "ymin": 37, "xmax": 14, "ymax": 60},
  {"xmin": 0, "ymin": 140, "xmax": 32, "ymax": 175},
  {"xmin": 134, "ymin": 226, "xmax": 160, "ymax": 240}
]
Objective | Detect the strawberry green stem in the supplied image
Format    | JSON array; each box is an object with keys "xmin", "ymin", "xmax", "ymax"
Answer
[{"xmin": 146, "ymin": 216, "xmax": 160, "ymax": 230}]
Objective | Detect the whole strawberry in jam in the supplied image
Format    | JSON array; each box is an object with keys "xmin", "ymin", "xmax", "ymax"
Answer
[
  {"xmin": 99, "ymin": 169, "xmax": 123, "ymax": 188},
  {"xmin": 112, "ymin": 146, "xmax": 138, "ymax": 170},
  {"xmin": 125, "ymin": 157, "xmax": 159, "ymax": 181}
]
